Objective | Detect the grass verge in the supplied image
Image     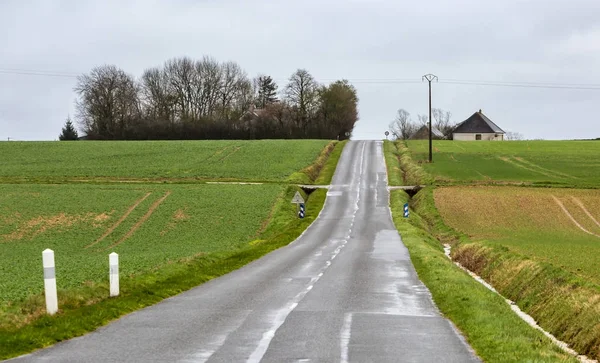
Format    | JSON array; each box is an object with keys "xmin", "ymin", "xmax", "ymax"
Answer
[
  {"xmin": 385, "ymin": 140, "xmax": 433, "ymax": 185},
  {"xmin": 287, "ymin": 140, "xmax": 338, "ymax": 185},
  {"xmin": 315, "ymin": 140, "xmax": 347, "ymax": 185},
  {"xmin": 389, "ymin": 189, "xmax": 576, "ymax": 362}
]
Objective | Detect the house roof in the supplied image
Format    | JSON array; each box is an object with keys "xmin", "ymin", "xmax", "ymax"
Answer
[
  {"xmin": 412, "ymin": 125, "xmax": 445, "ymax": 138},
  {"xmin": 453, "ymin": 110, "xmax": 505, "ymax": 134}
]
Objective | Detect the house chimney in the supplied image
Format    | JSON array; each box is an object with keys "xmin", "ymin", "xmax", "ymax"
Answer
[{"xmin": 479, "ymin": 109, "xmax": 482, "ymax": 113}]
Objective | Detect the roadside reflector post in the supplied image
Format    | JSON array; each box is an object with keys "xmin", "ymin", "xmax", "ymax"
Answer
[
  {"xmin": 291, "ymin": 191, "xmax": 306, "ymax": 219},
  {"xmin": 403, "ymin": 203, "xmax": 410, "ymax": 218},
  {"xmin": 109, "ymin": 252, "xmax": 119, "ymax": 297},
  {"xmin": 42, "ymin": 249, "xmax": 58, "ymax": 315}
]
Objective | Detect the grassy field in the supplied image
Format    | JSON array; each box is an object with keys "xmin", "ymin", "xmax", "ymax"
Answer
[
  {"xmin": 0, "ymin": 183, "xmax": 283, "ymax": 302},
  {"xmin": 0, "ymin": 140, "xmax": 330, "ymax": 182},
  {"xmin": 435, "ymin": 186, "xmax": 600, "ymax": 285},
  {"xmin": 407, "ymin": 140, "xmax": 600, "ymax": 187}
]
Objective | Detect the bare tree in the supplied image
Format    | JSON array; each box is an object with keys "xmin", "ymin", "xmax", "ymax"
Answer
[
  {"xmin": 285, "ymin": 69, "xmax": 319, "ymax": 130},
  {"xmin": 141, "ymin": 67, "xmax": 176, "ymax": 124},
  {"xmin": 505, "ymin": 131, "xmax": 524, "ymax": 140},
  {"xmin": 416, "ymin": 114, "xmax": 429, "ymax": 126},
  {"xmin": 219, "ymin": 61, "xmax": 248, "ymax": 118},
  {"xmin": 432, "ymin": 108, "xmax": 453, "ymax": 137},
  {"xmin": 75, "ymin": 65, "xmax": 140, "ymax": 139},
  {"xmin": 389, "ymin": 109, "xmax": 416, "ymax": 140}
]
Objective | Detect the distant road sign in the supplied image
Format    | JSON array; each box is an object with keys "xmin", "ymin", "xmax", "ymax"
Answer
[
  {"xmin": 298, "ymin": 203, "xmax": 305, "ymax": 219},
  {"xmin": 403, "ymin": 203, "xmax": 409, "ymax": 218},
  {"xmin": 291, "ymin": 191, "xmax": 305, "ymax": 204},
  {"xmin": 385, "ymin": 131, "xmax": 389, "ymax": 136}
]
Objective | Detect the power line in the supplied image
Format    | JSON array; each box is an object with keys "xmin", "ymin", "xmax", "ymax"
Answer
[
  {"xmin": 439, "ymin": 80, "xmax": 600, "ymax": 90},
  {"xmin": 1, "ymin": 67, "xmax": 600, "ymax": 90},
  {"xmin": 0, "ymin": 68, "xmax": 79, "ymax": 78}
]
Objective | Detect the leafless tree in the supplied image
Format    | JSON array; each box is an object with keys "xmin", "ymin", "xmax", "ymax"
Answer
[
  {"xmin": 75, "ymin": 65, "xmax": 140, "ymax": 139},
  {"xmin": 505, "ymin": 131, "xmax": 524, "ymax": 140},
  {"xmin": 218, "ymin": 61, "xmax": 248, "ymax": 118},
  {"xmin": 141, "ymin": 67, "xmax": 176, "ymax": 124},
  {"xmin": 195, "ymin": 56, "xmax": 222, "ymax": 118},
  {"xmin": 416, "ymin": 114, "xmax": 429, "ymax": 126},
  {"xmin": 432, "ymin": 108, "xmax": 454, "ymax": 137},
  {"xmin": 389, "ymin": 109, "xmax": 416, "ymax": 140},
  {"xmin": 285, "ymin": 69, "xmax": 319, "ymax": 130}
]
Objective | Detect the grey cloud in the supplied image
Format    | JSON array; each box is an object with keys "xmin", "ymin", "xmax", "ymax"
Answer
[{"xmin": 1, "ymin": 0, "xmax": 600, "ymax": 141}]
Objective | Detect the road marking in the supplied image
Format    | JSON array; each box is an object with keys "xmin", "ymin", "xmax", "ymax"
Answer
[
  {"xmin": 340, "ymin": 313, "xmax": 353, "ymax": 363},
  {"xmin": 247, "ymin": 142, "xmax": 364, "ymax": 363},
  {"xmin": 326, "ymin": 191, "xmax": 343, "ymax": 196},
  {"xmin": 246, "ymin": 237, "xmax": 349, "ymax": 363}
]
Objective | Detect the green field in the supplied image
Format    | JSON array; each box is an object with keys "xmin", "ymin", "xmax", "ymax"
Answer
[
  {"xmin": 407, "ymin": 140, "xmax": 600, "ymax": 187},
  {"xmin": 0, "ymin": 183, "xmax": 283, "ymax": 302},
  {"xmin": 0, "ymin": 140, "xmax": 330, "ymax": 182},
  {"xmin": 435, "ymin": 186, "xmax": 600, "ymax": 285}
]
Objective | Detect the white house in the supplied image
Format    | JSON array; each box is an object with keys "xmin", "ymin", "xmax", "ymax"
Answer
[{"xmin": 453, "ymin": 110, "xmax": 505, "ymax": 141}]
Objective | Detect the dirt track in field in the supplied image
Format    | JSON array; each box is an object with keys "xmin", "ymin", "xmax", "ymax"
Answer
[
  {"xmin": 107, "ymin": 191, "xmax": 171, "ymax": 249},
  {"xmin": 85, "ymin": 192, "xmax": 152, "ymax": 248},
  {"xmin": 552, "ymin": 195, "xmax": 600, "ymax": 238}
]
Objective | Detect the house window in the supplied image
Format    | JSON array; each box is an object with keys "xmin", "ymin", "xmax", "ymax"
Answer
[{"xmin": 475, "ymin": 134, "xmax": 482, "ymax": 140}]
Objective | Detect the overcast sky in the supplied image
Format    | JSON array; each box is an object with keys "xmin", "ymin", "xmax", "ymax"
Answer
[{"xmin": 1, "ymin": 0, "xmax": 600, "ymax": 141}]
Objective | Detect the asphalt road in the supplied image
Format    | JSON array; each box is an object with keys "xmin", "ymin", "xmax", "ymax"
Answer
[{"xmin": 11, "ymin": 140, "xmax": 479, "ymax": 363}]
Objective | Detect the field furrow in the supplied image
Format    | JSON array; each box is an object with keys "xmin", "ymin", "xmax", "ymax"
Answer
[
  {"xmin": 85, "ymin": 192, "xmax": 152, "ymax": 249},
  {"xmin": 107, "ymin": 191, "xmax": 171, "ymax": 249},
  {"xmin": 572, "ymin": 197, "xmax": 600, "ymax": 229},
  {"xmin": 552, "ymin": 195, "xmax": 600, "ymax": 238}
]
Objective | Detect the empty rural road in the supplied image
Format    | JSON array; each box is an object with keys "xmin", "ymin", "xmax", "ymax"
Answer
[{"xmin": 11, "ymin": 140, "xmax": 479, "ymax": 362}]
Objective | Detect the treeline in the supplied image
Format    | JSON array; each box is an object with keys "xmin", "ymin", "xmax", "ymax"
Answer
[{"xmin": 72, "ymin": 57, "xmax": 358, "ymax": 140}]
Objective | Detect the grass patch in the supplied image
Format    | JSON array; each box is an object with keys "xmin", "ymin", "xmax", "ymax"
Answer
[
  {"xmin": 0, "ymin": 183, "xmax": 283, "ymax": 303},
  {"xmin": 406, "ymin": 140, "xmax": 600, "ymax": 187},
  {"xmin": 387, "ymin": 141, "xmax": 433, "ymax": 185},
  {"xmin": 0, "ymin": 140, "xmax": 330, "ymax": 183},
  {"xmin": 434, "ymin": 186, "xmax": 600, "ymax": 284},
  {"xmin": 389, "ymin": 189, "xmax": 576, "ymax": 362},
  {"xmin": 287, "ymin": 140, "xmax": 338, "ymax": 185}
]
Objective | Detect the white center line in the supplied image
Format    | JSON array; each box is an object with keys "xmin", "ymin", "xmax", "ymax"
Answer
[{"xmin": 340, "ymin": 313, "xmax": 353, "ymax": 363}]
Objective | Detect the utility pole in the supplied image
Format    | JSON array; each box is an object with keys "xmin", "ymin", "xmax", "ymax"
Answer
[{"xmin": 422, "ymin": 74, "xmax": 438, "ymax": 163}]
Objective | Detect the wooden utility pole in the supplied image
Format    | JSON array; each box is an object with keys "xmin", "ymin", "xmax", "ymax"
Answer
[{"xmin": 422, "ymin": 74, "xmax": 438, "ymax": 163}]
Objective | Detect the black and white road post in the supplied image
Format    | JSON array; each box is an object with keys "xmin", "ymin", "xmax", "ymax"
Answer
[
  {"xmin": 42, "ymin": 249, "xmax": 58, "ymax": 315},
  {"xmin": 291, "ymin": 191, "xmax": 306, "ymax": 219}
]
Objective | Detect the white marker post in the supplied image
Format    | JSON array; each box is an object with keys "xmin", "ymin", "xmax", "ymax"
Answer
[
  {"xmin": 109, "ymin": 252, "xmax": 119, "ymax": 297},
  {"xmin": 42, "ymin": 249, "xmax": 58, "ymax": 315}
]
